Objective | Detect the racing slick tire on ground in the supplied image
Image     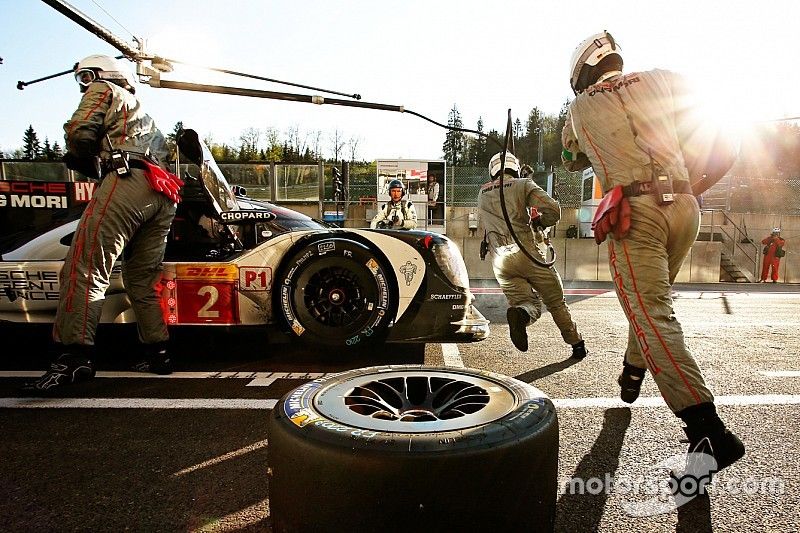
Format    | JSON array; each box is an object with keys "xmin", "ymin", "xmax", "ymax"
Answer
[
  {"xmin": 278, "ymin": 238, "xmax": 395, "ymax": 347},
  {"xmin": 267, "ymin": 365, "xmax": 559, "ymax": 532}
]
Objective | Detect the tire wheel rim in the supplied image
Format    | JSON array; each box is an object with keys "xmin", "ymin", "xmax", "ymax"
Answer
[
  {"xmin": 303, "ymin": 265, "xmax": 367, "ymax": 328},
  {"xmin": 315, "ymin": 370, "xmax": 518, "ymax": 433}
]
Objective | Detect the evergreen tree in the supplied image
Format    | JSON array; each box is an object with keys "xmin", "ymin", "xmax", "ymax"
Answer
[
  {"xmin": 513, "ymin": 118, "xmax": 523, "ymax": 154},
  {"xmin": 42, "ymin": 138, "xmax": 55, "ymax": 160},
  {"xmin": 52, "ymin": 141, "xmax": 64, "ymax": 159},
  {"xmin": 22, "ymin": 125, "xmax": 41, "ymax": 160},
  {"xmin": 523, "ymin": 107, "xmax": 545, "ymax": 167},
  {"xmin": 474, "ymin": 116, "xmax": 488, "ymax": 166},
  {"xmin": 165, "ymin": 121, "xmax": 184, "ymax": 161},
  {"xmin": 442, "ymin": 105, "xmax": 465, "ymax": 166}
]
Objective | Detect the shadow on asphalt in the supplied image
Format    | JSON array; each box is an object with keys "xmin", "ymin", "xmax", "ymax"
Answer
[
  {"xmin": 676, "ymin": 492, "xmax": 713, "ymax": 532},
  {"xmin": 0, "ymin": 323, "xmax": 425, "ymax": 372},
  {"xmin": 555, "ymin": 407, "xmax": 632, "ymax": 533},
  {"xmin": 514, "ymin": 357, "xmax": 581, "ymax": 383}
]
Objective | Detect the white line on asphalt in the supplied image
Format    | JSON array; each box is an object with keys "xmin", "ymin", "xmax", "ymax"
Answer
[
  {"xmin": 442, "ymin": 343, "xmax": 464, "ymax": 368},
  {"xmin": 0, "ymin": 398, "xmax": 278, "ymax": 409},
  {"xmin": 759, "ymin": 371, "xmax": 800, "ymax": 377},
  {"xmin": 554, "ymin": 394, "xmax": 800, "ymax": 408},
  {"xmin": 0, "ymin": 371, "xmax": 334, "ymax": 383},
  {"xmin": 3, "ymin": 394, "xmax": 800, "ymax": 410}
]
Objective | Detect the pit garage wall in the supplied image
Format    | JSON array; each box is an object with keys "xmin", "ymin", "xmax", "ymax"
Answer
[
  {"xmin": 458, "ymin": 236, "xmax": 723, "ymax": 282},
  {"xmin": 449, "ymin": 207, "xmax": 799, "ymax": 283}
]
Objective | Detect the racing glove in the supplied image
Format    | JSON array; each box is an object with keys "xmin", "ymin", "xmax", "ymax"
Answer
[
  {"xmin": 591, "ymin": 185, "xmax": 631, "ymax": 245},
  {"xmin": 141, "ymin": 160, "xmax": 185, "ymax": 203}
]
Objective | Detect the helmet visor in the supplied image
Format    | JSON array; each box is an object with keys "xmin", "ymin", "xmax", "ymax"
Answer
[{"xmin": 75, "ymin": 68, "xmax": 97, "ymax": 88}]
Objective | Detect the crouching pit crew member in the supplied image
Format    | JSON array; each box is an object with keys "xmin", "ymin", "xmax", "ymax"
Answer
[
  {"xmin": 478, "ymin": 152, "xmax": 587, "ymax": 358},
  {"xmin": 26, "ymin": 54, "xmax": 184, "ymax": 392},
  {"xmin": 371, "ymin": 179, "xmax": 418, "ymax": 230},
  {"xmin": 561, "ymin": 31, "xmax": 743, "ymax": 479}
]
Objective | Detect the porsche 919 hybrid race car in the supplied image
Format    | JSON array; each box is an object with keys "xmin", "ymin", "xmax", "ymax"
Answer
[{"xmin": 0, "ymin": 130, "xmax": 489, "ymax": 347}]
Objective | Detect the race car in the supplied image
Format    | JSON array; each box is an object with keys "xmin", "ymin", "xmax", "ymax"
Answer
[{"xmin": 0, "ymin": 130, "xmax": 489, "ymax": 347}]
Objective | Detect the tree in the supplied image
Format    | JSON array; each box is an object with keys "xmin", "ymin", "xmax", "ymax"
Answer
[
  {"xmin": 165, "ymin": 121, "xmax": 184, "ymax": 161},
  {"xmin": 22, "ymin": 125, "xmax": 41, "ymax": 160},
  {"xmin": 347, "ymin": 136, "xmax": 361, "ymax": 162},
  {"xmin": 521, "ymin": 107, "xmax": 545, "ymax": 167},
  {"xmin": 310, "ymin": 130, "xmax": 323, "ymax": 160},
  {"xmin": 471, "ymin": 116, "xmax": 489, "ymax": 166},
  {"xmin": 265, "ymin": 128, "xmax": 282, "ymax": 162},
  {"xmin": 329, "ymin": 129, "xmax": 346, "ymax": 162},
  {"xmin": 52, "ymin": 141, "xmax": 63, "ymax": 160},
  {"xmin": 443, "ymin": 105, "xmax": 465, "ymax": 166},
  {"xmin": 42, "ymin": 138, "xmax": 54, "ymax": 160},
  {"xmin": 513, "ymin": 117, "xmax": 523, "ymax": 154},
  {"xmin": 210, "ymin": 142, "xmax": 235, "ymax": 162},
  {"xmin": 541, "ymin": 102, "xmax": 570, "ymax": 169},
  {"xmin": 238, "ymin": 127, "xmax": 261, "ymax": 162}
]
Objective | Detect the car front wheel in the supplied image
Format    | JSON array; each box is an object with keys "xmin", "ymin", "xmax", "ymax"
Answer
[{"xmin": 278, "ymin": 238, "xmax": 393, "ymax": 347}]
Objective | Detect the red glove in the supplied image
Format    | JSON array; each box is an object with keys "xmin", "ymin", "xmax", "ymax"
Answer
[
  {"xmin": 141, "ymin": 160, "xmax": 185, "ymax": 203},
  {"xmin": 592, "ymin": 185, "xmax": 631, "ymax": 244},
  {"xmin": 529, "ymin": 207, "xmax": 544, "ymax": 229}
]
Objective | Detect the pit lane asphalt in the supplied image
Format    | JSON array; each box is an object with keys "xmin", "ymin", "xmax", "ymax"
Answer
[{"xmin": 1, "ymin": 282, "xmax": 798, "ymax": 532}]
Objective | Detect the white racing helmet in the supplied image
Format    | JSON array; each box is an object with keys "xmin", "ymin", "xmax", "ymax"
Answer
[
  {"xmin": 488, "ymin": 152, "xmax": 520, "ymax": 179},
  {"xmin": 569, "ymin": 31, "xmax": 623, "ymax": 94},
  {"xmin": 74, "ymin": 54, "xmax": 136, "ymax": 92}
]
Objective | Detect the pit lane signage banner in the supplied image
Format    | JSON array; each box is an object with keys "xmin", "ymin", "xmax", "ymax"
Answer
[{"xmin": 0, "ymin": 180, "xmax": 97, "ymax": 209}]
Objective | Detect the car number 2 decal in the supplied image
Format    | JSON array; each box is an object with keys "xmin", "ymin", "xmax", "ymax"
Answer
[
  {"xmin": 175, "ymin": 280, "xmax": 238, "ymax": 324},
  {"xmin": 196, "ymin": 286, "xmax": 220, "ymax": 318}
]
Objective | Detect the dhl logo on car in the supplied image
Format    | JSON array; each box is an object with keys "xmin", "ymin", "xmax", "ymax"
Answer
[{"xmin": 176, "ymin": 264, "xmax": 238, "ymax": 281}]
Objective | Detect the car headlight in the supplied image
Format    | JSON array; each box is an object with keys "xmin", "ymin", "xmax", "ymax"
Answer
[{"xmin": 433, "ymin": 238, "xmax": 469, "ymax": 290}]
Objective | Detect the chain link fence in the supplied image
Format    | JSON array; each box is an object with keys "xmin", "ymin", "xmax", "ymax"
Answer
[{"xmin": 724, "ymin": 176, "xmax": 800, "ymax": 215}]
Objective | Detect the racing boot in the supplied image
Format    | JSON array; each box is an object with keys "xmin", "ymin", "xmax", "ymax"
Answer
[
  {"xmin": 672, "ymin": 402, "xmax": 746, "ymax": 495},
  {"xmin": 133, "ymin": 341, "xmax": 174, "ymax": 375},
  {"xmin": 571, "ymin": 340, "xmax": 588, "ymax": 360},
  {"xmin": 24, "ymin": 348, "xmax": 96, "ymax": 392},
  {"xmin": 617, "ymin": 362, "xmax": 646, "ymax": 404},
  {"xmin": 506, "ymin": 307, "xmax": 530, "ymax": 352}
]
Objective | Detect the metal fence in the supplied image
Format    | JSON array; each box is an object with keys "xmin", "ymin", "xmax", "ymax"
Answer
[
  {"xmin": 338, "ymin": 164, "xmax": 585, "ymax": 208},
  {"xmin": 1, "ymin": 159, "xmax": 798, "ymax": 215}
]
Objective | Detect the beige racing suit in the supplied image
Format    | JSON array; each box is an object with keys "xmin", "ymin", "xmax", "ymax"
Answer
[
  {"xmin": 370, "ymin": 200, "xmax": 418, "ymax": 229},
  {"xmin": 54, "ymin": 80, "xmax": 175, "ymax": 349},
  {"xmin": 562, "ymin": 69, "xmax": 718, "ymax": 412},
  {"xmin": 477, "ymin": 174, "xmax": 582, "ymax": 345}
]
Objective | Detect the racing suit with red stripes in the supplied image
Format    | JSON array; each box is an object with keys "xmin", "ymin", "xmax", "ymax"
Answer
[
  {"xmin": 54, "ymin": 80, "xmax": 175, "ymax": 349},
  {"xmin": 562, "ymin": 69, "xmax": 720, "ymax": 413},
  {"xmin": 760, "ymin": 234, "xmax": 786, "ymax": 282},
  {"xmin": 477, "ymin": 175, "xmax": 582, "ymax": 346}
]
